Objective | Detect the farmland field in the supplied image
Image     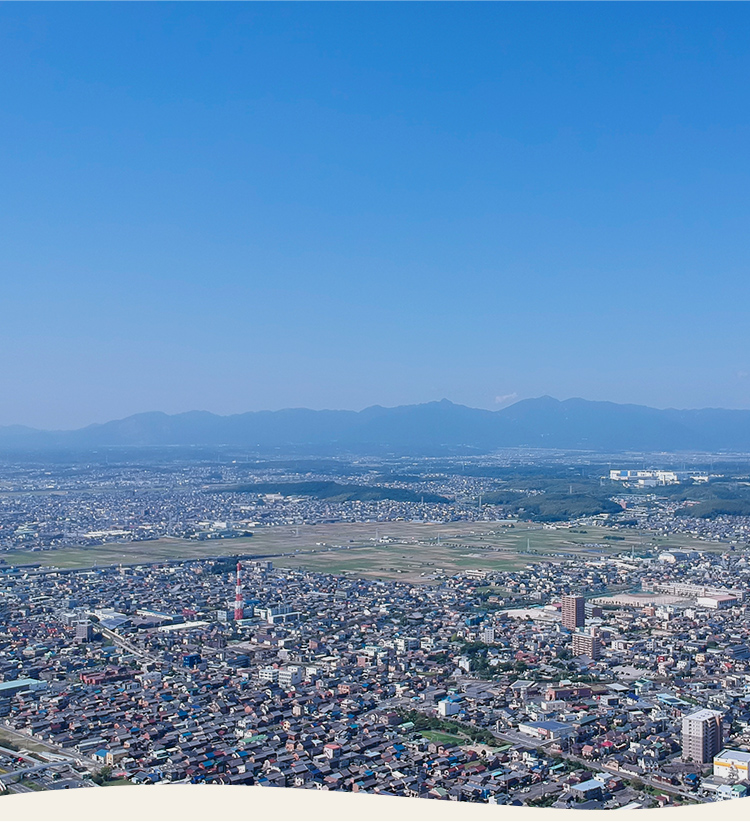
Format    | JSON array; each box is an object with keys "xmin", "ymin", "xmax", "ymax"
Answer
[{"xmin": 0, "ymin": 520, "xmax": 727, "ymax": 581}]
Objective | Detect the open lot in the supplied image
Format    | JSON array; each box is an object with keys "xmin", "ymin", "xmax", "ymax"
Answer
[
  {"xmin": 0, "ymin": 728, "xmax": 56, "ymax": 757},
  {"xmin": 420, "ymin": 731, "xmax": 466, "ymax": 746},
  {"xmin": 0, "ymin": 521, "xmax": 727, "ymax": 581}
]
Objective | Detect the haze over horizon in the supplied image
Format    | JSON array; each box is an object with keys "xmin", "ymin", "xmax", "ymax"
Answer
[
  {"xmin": 3, "ymin": 4, "xmax": 750, "ymax": 428},
  {"xmin": 7, "ymin": 394, "xmax": 750, "ymax": 435},
  {"xmin": 5, "ymin": 396, "xmax": 750, "ymax": 456}
]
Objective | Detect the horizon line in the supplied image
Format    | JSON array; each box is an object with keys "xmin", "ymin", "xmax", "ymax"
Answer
[{"xmin": 6, "ymin": 395, "xmax": 750, "ymax": 434}]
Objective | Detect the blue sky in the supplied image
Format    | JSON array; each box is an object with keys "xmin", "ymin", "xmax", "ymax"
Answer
[{"xmin": 2, "ymin": 3, "xmax": 750, "ymax": 428}]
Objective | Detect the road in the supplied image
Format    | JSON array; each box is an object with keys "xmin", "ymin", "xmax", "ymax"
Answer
[
  {"xmin": 0, "ymin": 759, "xmax": 78, "ymax": 782},
  {"xmin": 99, "ymin": 625, "xmax": 159, "ymax": 663},
  {"xmin": 0, "ymin": 726, "xmax": 98, "ymax": 772},
  {"xmin": 396, "ymin": 703, "xmax": 702, "ymax": 804},
  {"xmin": 0, "ymin": 744, "xmax": 40, "ymax": 764}
]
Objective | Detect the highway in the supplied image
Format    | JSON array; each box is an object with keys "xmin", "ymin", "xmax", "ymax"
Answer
[
  {"xmin": 0, "ymin": 759, "xmax": 78, "ymax": 783},
  {"xmin": 0, "ymin": 727, "xmax": 99, "ymax": 772}
]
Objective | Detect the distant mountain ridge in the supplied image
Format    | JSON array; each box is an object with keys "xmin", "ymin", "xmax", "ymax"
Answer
[{"xmin": 2, "ymin": 397, "xmax": 750, "ymax": 453}]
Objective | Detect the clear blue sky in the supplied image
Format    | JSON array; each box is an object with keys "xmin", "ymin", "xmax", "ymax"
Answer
[{"xmin": 2, "ymin": 3, "xmax": 750, "ymax": 429}]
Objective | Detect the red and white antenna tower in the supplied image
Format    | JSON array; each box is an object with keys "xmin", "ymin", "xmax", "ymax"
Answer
[{"xmin": 234, "ymin": 562, "xmax": 244, "ymax": 621}]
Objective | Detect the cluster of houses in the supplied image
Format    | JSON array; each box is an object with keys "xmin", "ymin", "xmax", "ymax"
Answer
[{"xmin": 0, "ymin": 539, "xmax": 750, "ymax": 807}]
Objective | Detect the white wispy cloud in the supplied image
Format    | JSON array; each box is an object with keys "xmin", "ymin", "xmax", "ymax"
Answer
[{"xmin": 494, "ymin": 392, "xmax": 518, "ymax": 406}]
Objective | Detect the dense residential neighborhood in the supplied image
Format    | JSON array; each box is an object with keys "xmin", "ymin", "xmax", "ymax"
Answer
[
  {"xmin": 5, "ymin": 0, "xmax": 750, "ymax": 814},
  {"xmin": 1, "ymin": 522, "xmax": 750, "ymax": 808},
  {"xmin": 2, "ymin": 453, "xmax": 750, "ymax": 554}
]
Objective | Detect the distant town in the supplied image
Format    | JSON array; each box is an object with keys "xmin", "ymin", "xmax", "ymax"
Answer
[{"xmin": 0, "ymin": 448, "xmax": 749, "ymax": 807}]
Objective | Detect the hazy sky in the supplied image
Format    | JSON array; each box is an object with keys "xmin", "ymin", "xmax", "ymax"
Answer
[{"xmin": 3, "ymin": 4, "xmax": 750, "ymax": 429}]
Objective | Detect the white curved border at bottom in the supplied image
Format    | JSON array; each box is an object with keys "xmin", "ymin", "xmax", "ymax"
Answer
[{"xmin": 0, "ymin": 785, "xmax": 749, "ymax": 822}]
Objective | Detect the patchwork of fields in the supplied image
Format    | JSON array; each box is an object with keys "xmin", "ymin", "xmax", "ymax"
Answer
[{"xmin": 0, "ymin": 521, "xmax": 726, "ymax": 581}]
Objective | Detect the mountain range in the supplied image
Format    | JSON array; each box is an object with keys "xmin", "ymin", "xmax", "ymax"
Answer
[{"xmin": 2, "ymin": 397, "xmax": 750, "ymax": 454}]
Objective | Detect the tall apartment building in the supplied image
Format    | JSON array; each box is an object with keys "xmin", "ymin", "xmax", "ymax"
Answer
[
  {"xmin": 561, "ymin": 595, "xmax": 585, "ymax": 630},
  {"xmin": 682, "ymin": 709, "xmax": 723, "ymax": 763},
  {"xmin": 572, "ymin": 627, "xmax": 601, "ymax": 660}
]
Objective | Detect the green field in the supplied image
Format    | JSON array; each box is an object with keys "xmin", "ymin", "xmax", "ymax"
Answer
[
  {"xmin": 0, "ymin": 521, "xmax": 729, "ymax": 581},
  {"xmin": 0, "ymin": 728, "xmax": 53, "ymax": 756},
  {"xmin": 420, "ymin": 731, "xmax": 466, "ymax": 746}
]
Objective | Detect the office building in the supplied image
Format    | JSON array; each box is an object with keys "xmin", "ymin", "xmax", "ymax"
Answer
[{"xmin": 258, "ymin": 665, "xmax": 279, "ymax": 684}]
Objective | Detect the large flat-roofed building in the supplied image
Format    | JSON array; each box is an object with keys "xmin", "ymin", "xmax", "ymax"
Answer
[
  {"xmin": 651, "ymin": 582, "xmax": 743, "ymax": 601},
  {"xmin": 569, "ymin": 778, "xmax": 605, "ymax": 801},
  {"xmin": 255, "ymin": 604, "xmax": 300, "ymax": 624},
  {"xmin": 0, "ymin": 678, "xmax": 47, "ymax": 698},
  {"xmin": 517, "ymin": 720, "xmax": 574, "ymax": 741},
  {"xmin": 561, "ymin": 595, "xmax": 585, "ymax": 630},
  {"xmin": 713, "ymin": 749, "xmax": 750, "ymax": 782},
  {"xmin": 682, "ymin": 709, "xmax": 723, "ymax": 764},
  {"xmin": 697, "ymin": 595, "xmax": 738, "ymax": 610},
  {"xmin": 609, "ymin": 469, "xmax": 680, "ymax": 487}
]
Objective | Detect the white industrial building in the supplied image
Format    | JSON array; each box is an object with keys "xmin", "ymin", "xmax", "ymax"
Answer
[
  {"xmin": 713, "ymin": 749, "xmax": 750, "ymax": 782},
  {"xmin": 697, "ymin": 594, "xmax": 738, "ymax": 610},
  {"xmin": 609, "ymin": 469, "xmax": 680, "ymax": 487}
]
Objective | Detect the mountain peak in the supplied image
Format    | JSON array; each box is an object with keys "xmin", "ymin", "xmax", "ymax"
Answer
[{"xmin": 1, "ymin": 398, "xmax": 749, "ymax": 453}]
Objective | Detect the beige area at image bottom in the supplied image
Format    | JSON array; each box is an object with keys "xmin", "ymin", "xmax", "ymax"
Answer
[{"xmin": 0, "ymin": 787, "xmax": 749, "ymax": 822}]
